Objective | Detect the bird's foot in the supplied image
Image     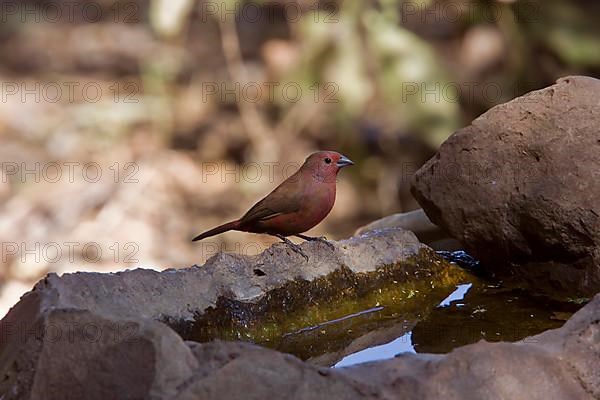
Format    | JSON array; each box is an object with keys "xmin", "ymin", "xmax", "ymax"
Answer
[
  {"xmin": 287, "ymin": 242, "xmax": 309, "ymax": 261},
  {"xmin": 295, "ymin": 234, "xmax": 335, "ymax": 250},
  {"xmin": 275, "ymin": 235, "xmax": 309, "ymax": 261}
]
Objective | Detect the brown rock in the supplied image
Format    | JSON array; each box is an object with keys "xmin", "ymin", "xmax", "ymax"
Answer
[
  {"xmin": 411, "ymin": 76, "xmax": 600, "ymax": 296},
  {"xmin": 0, "ymin": 304, "xmax": 198, "ymax": 400},
  {"xmin": 176, "ymin": 341, "xmax": 373, "ymax": 400}
]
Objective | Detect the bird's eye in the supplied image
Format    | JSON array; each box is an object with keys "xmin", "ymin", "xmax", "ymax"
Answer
[{"xmin": 324, "ymin": 158, "xmax": 332, "ymax": 164}]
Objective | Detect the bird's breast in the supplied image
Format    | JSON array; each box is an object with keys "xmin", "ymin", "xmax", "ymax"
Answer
[
  {"xmin": 290, "ymin": 181, "xmax": 336, "ymax": 232},
  {"xmin": 259, "ymin": 181, "xmax": 336, "ymax": 236}
]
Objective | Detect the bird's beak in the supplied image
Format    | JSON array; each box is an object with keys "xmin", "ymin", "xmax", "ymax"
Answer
[{"xmin": 336, "ymin": 155, "xmax": 354, "ymax": 168}]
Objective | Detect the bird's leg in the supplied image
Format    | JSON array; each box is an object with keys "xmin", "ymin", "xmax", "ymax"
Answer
[
  {"xmin": 295, "ymin": 234, "xmax": 335, "ymax": 250},
  {"xmin": 272, "ymin": 234, "xmax": 309, "ymax": 261}
]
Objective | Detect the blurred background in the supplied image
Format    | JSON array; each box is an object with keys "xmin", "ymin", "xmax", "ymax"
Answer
[{"xmin": 0, "ymin": 0, "xmax": 599, "ymax": 316}]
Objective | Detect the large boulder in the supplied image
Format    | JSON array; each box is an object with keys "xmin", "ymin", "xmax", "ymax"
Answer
[{"xmin": 411, "ymin": 76, "xmax": 600, "ymax": 296}]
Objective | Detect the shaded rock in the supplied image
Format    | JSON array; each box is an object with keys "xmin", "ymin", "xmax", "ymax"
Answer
[
  {"xmin": 0, "ymin": 306, "xmax": 198, "ymax": 400},
  {"xmin": 176, "ymin": 341, "xmax": 374, "ymax": 400},
  {"xmin": 411, "ymin": 76, "xmax": 600, "ymax": 296}
]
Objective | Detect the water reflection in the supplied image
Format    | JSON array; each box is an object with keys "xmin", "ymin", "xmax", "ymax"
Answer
[
  {"xmin": 334, "ymin": 332, "xmax": 415, "ymax": 367},
  {"xmin": 438, "ymin": 283, "xmax": 473, "ymax": 308},
  {"xmin": 334, "ymin": 283, "xmax": 472, "ymax": 368}
]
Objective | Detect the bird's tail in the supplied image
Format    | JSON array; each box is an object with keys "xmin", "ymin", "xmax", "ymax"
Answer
[{"xmin": 192, "ymin": 220, "xmax": 240, "ymax": 242}]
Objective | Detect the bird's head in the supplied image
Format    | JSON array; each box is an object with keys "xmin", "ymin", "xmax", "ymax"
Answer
[{"xmin": 302, "ymin": 151, "xmax": 354, "ymax": 182}]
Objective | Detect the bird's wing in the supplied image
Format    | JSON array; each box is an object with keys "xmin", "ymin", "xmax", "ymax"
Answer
[{"xmin": 239, "ymin": 177, "xmax": 303, "ymax": 224}]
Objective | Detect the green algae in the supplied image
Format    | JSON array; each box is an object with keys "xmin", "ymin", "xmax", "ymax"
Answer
[{"xmin": 182, "ymin": 249, "xmax": 473, "ymax": 359}]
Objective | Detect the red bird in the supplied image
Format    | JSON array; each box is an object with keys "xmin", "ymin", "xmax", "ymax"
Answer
[{"xmin": 193, "ymin": 151, "xmax": 354, "ymax": 259}]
